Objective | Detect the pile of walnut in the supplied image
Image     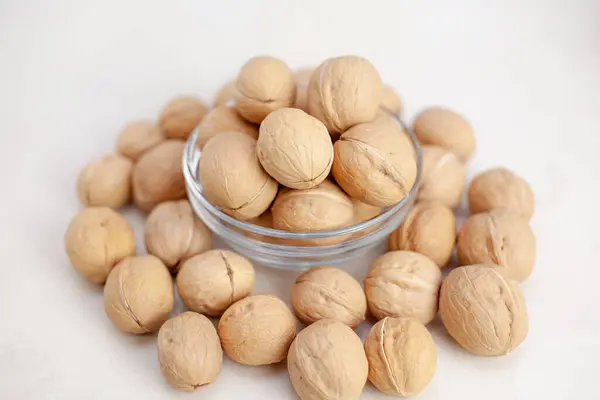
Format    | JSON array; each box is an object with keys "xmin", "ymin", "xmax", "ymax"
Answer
[{"xmin": 64, "ymin": 54, "xmax": 536, "ymax": 399}]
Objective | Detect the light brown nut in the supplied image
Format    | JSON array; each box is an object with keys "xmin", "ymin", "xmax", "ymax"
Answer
[
  {"xmin": 293, "ymin": 67, "xmax": 314, "ymax": 112},
  {"xmin": 234, "ymin": 56, "xmax": 296, "ymax": 124},
  {"xmin": 380, "ymin": 85, "xmax": 402, "ymax": 115},
  {"xmin": 291, "ymin": 266, "xmax": 366, "ymax": 327},
  {"xmin": 418, "ymin": 145, "xmax": 466, "ymax": 208},
  {"xmin": 332, "ymin": 117, "xmax": 417, "ymax": 207},
  {"xmin": 457, "ymin": 209, "xmax": 536, "ymax": 281},
  {"xmin": 115, "ymin": 120, "xmax": 165, "ymax": 161},
  {"xmin": 365, "ymin": 317, "xmax": 437, "ymax": 396},
  {"xmin": 213, "ymin": 79, "xmax": 236, "ymax": 107},
  {"xmin": 468, "ymin": 167, "xmax": 535, "ymax": 220},
  {"xmin": 196, "ymin": 105, "xmax": 258, "ymax": 149},
  {"xmin": 77, "ymin": 154, "xmax": 133, "ymax": 208},
  {"xmin": 199, "ymin": 131, "xmax": 278, "ymax": 220},
  {"xmin": 307, "ymin": 55, "xmax": 383, "ymax": 133},
  {"xmin": 364, "ymin": 251, "xmax": 442, "ymax": 324},
  {"xmin": 65, "ymin": 207, "xmax": 135, "ymax": 284},
  {"xmin": 158, "ymin": 95, "xmax": 208, "ymax": 140},
  {"xmin": 257, "ymin": 108, "xmax": 333, "ymax": 189},
  {"xmin": 439, "ymin": 264, "xmax": 528, "ymax": 356},
  {"xmin": 103, "ymin": 255, "xmax": 174, "ymax": 334},
  {"xmin": 413, "ymin": 107, "xmax": 475, "ymax": 160},
  {"xmin": 176, "ymin": 249, "xmax": 255, "ymax": 317},
  {"xmin": 242, "ymin": 211, "xmax": 278, "ymax": 243},
  {"xmin": 158, "ymin": 312, "xmax": 222, "ymax": 392},
  {"xmin": 132, "ymin": 139, "xmax": 186, "ymax": 212},
  {"xmin": 352, "ymin": 199, "xmax": 382, "ymax": 224},
  {"xmin": 287, "ymin": 319, "xmax": 368, "ymax": 400},
  {"xmin": 218, "ymin": 294, "xmax": 296, "ymax": 366},
  {"xmin": 389, "ymin": 201, "xmax": 456, "ymax": 267},
  {"xmin": 144, "ymin": 199, "xmax": 212, "ymax": 272}
]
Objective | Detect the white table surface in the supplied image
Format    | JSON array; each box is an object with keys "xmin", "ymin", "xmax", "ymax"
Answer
[{"xmin": 1, "ymin": 1, "xmax": 599, "ymax": 399}]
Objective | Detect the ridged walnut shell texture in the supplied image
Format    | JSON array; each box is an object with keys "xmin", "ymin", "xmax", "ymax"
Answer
[
  {"xmin": 115, "ymin": 120, "xmax": 165, "ymax": 161},
  {"xmin": 234, "ymin": 56, "xmax": 296, "ymax": 124},
  {"xmin": 132, "ymin": 139, "xmax": 186, "ymax": 212},
  {"xmin": 77, "ymin": 154, "xmax": 133, "ymax": 208},
  {"xmin": 65, "ymin": 207, "xmax": 135, "ymax": 284},
  {"xmin": 158, "ymin": 312, "xmax": 222, "ymax": 392},
  {"xmin": 418, "ymin": 145, "xmax": 466, "ymax": 208},
  {"xmin": 291, "ymin": 266, "xmax": 366, "ymax": 327},
  {"xmin": 287, "ymin": 319, "xmax": 368, "ymax": 400},
  {"xmin": 103, "ymin": 255, "xmax": 174, "ymax": 334},
  {"xmin": 458, "ymin": 209, "xmax": 536, "ymax": 282},
  {"xmin": 218, "ymin": 294, "xmax": 296, "ymax": 366},
  {"xmin": 257, "ymin": 108, "xmax": 333, "ymax": 189},
  {"xmin": 144, "ymin": 200, "xmax": 212, "ymax": 272},
  {"xmin": 307, "ymin": 55, "xmax": 382, "ymax": 133},
  {"xmin": 389, "ymin": 201, "xmax": 456, "ymax": 267},
  {"xmin": 365, "ymin": 317, "xmax": 437, "ymax": 397},
  {"xmin": 196, "ymin": 105, "xmax": 258, "ymax": 149},
  {"xmin": 332, "ymin": 117, "xmax": 417, "ymax": 207},
  {"xmin": 158, "ymin": 95, "xmax": 208, "ymax": 140},
  {"xmin": 364, "ymin": 251, "xmax": 442, "ymax": 324},
  {"xmin": 199, "ymin": 131, "xmax": 278, "ymax": 220},
  {"xmin": 413, "ymin": 107, "xmax": 475, "ymax": 160},
  {"xmin": 468, "ymin": 167, "xmax": 535, "ymax": 221},
  {"xmin": 176, "ymin": 249, "xmax": 255, "ymax": 317},
  {"xmin": 380, "ymin": 85, "xmax": 402, "ymax": 115},
  {"xmin": 439, "ymin": 265, "xmax": 528, "ymax": 356}
]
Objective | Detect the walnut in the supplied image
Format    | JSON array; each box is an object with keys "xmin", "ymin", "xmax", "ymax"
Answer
[
  {"xmin": 158, "ymin": 95, "xmax": 208, "ymax": 140},
  {"xmin": 77, "ymin": 154, "xmax": 133, "ymax": 208},
  {"xmin": 418, "ymin": 145, "xmax": 466, "ymax": 208},
  {"xmin": 115, "ymin": 120, "xmax": 164, "ymax": 161},
  {"xmin": 196, "ymin": 105, "xmax": 258, "ymax": 149}
]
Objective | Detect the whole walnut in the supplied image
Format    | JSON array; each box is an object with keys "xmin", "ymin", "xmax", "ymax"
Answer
[
  {"xmin": 389, "ymin": 201, "xmax": 456, "ymax": 267},
  {"xmin": 199, "ymin": 131, "xmax": 278, "ymax": 220},
  {"xmin": 257, "ymin": 108, "xmax": 333, "ymax": 189},
  {"xmin": 158, "ymin": 95, "xmax": 208, "ymax": 140},
  {"xmin": 132, "ymin": 139, "xmax": 186, "ymax": 212},
  {"xmin": 352, "ymin": 199, "xmax": 382, "ymax": 224},
  {"xmin": 468, "ymin": 167, "xmax": 535, "ymax": 220},
  {"xmin": 196, "ymin": 105, "xmax": 258, "ymax": 149},
  {"xmin": 176, "ymin": 249, "xmax": 255, "ymax": 317},
  {"xmin": 307, "ymin": 55, "xmax": 383, "ymax": 133},
  {"xmin": 332, "ymin": 117, "xmax": 417, "ymax": 207},
  {"xmin": 418, "ymin": 145, "xmax": 466, "ymax": 208},
  {"xmin": 158, "ymin": 312, "xmax": 222, "ymax": 392},
  {"xmin": 243, "ymin": 211, "xmax": 277, "ymax": 243},
  {"xmin": 115, "ymin": 120, "xmax": 165, "ymax": 161},
  {"xmin": 218, "ymin": 294, "xmax": 296, "ymax": 366},
  {"xmin": 77, "ymin": 154, "xmax": 133, "ymax": 208},
  {"xmin": 65, "ymin": 207, "xmax": 135, "ymax": 284},
  {"xmin": 291, "ymin": 266, "xmax": 366, "ymax": 327},
  {"xmin": 364, "ymin": 251, "xmax": 442, "ymax": 324},
  {"xmin": 103, "ymin": 255, "xmax": 174, "ymax": 334},
  {"xmin": 288, "ymin": 319, "xmax": 368, "ymax": 400},
  {"xmin": 144, "ymin": 199, "xmax": 212, "ymax": 272},
  {"xmin": 413, "ymin": 106, "xmax": 475, "ymax": 160},
  {"xmin": 380, "ymin": 85, "xmax": 402, "ymax": 115},
  {"xmin": 293, "ymin": 67, "xmax": 314, "ymax": 112},
  {"xmin": 365, "ymin": 317, "xmax": 437, "ymax": 397},
  {"xmin": 235, "ymin": 56, "xmax": 296, "ymax": 124},
  {"xmin": 213, "ymin": 79, "xmax": 236, "ymax": 107},
  {"xmin": 439, "ymin": 264, "xmax": 529, "ymax": 356},
  {"xmin": 458, "ymin": 209, "xmax": 536, "ymax": 281}
]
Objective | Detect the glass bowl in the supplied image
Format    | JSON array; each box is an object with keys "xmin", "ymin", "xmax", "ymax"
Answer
[{"xmin": 183, "ymin": 113, "xmax": 422, "ymax": 270}]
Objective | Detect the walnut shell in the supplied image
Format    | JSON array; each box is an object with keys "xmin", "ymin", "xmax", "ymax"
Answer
[
  {"xmin": 413, "ymin": 106, "xmax": 475, "ymax": 160},
  {"xmin": 468, "ymin": 167, "xmax": 535, "ymax": 220},
  {"xmin": 457, "ymin": 209, "xmax": 536, "ymax": 281},
  {"xmin": 158, "ymin": 95, "xmax": 208, "ymax": 140},
  {"xmin": 439, "ymin": 264, "xmax": 528, "ymax": 356},
  {"xmin": 364, "ymin": 251, "xmax": 442, "ymax": 324},
  {"xmin": 332, "ymin": 117, "xmax": 417, "ymax": 207},
  {"xmin": 199, "ymin": 131, "xmax": 278, "ymax": 220},
  {"xmin": 293, "ymin": 67, "xmax": 314, "ymax": 112},
  {"xmin": 307, "ymin": 55, "xmax": 382, "ymax": 133},
  {"xmin": 176, "ymin": 249, "xmax": 255, "ymax": 317},
  {"xmin": 158, "ymin": 312, "xmax": 222, "ymax": 392},
  {"xmin": 65, "ymin": 207, "xmax": 135, "ymax": 284},
  {"xmin": 103, "ymin": 255, "xmax": 174, "ymax": 334},
  {"xmin": 196, "ymin": 105, "xmax": 258, "ymax": 149},
  {"xmin": 235, "ymin": 56, "xmax": 296, "ymax": 124},
  {"xmin": 418, "ymin": 145, "xmax": 466, "ymax": 208},
  {"xmin": 213, "ymin": 79, "xmax": 236, "ymax": 107},
  {"xmin": 389, "ymin": 201, "xmax": 456, "ymax": 267},
  {"xmin": 352, "ymin": 199, "xmax": 382, "ymax": 224},
  {"xmin": 144, "ymin": 199, "xmax": 212, "ymax": 272},
  {"xmin": 77, "ymin": 154, "xmax": 133, "ymax": 208},
  {"xmin": 365, "ymin": 317, "xmax": 437, "ymax": 396},
  {"xmin": 380, "ymin": 85, "xmax": 402, "ymax": 115},
  {"xmin": 132, "ymin": 139, "xmax": 186, "ymax": 212},
  {"xmin": 115, "ymin": 120, "xmax": 165, "ymax": 161},
  {"xmin": 291, "ymin": 266, "xmax": 366, "ymax": 327},
  {"xmin": 217, "ymin": 294, "xmax": 296, "ymax": 366},
  {"xmin": 287, "ymin": 319, "xmax": 368, "ymax": 400},
  {"xmin": 257, "ymin": 108, "xmax": 333, "ymax": 189}
]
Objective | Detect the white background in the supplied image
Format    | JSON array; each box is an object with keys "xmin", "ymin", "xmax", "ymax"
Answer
[{"xmin": 1, "ymin": 0, "xmax": 599, "ymax": 399}]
